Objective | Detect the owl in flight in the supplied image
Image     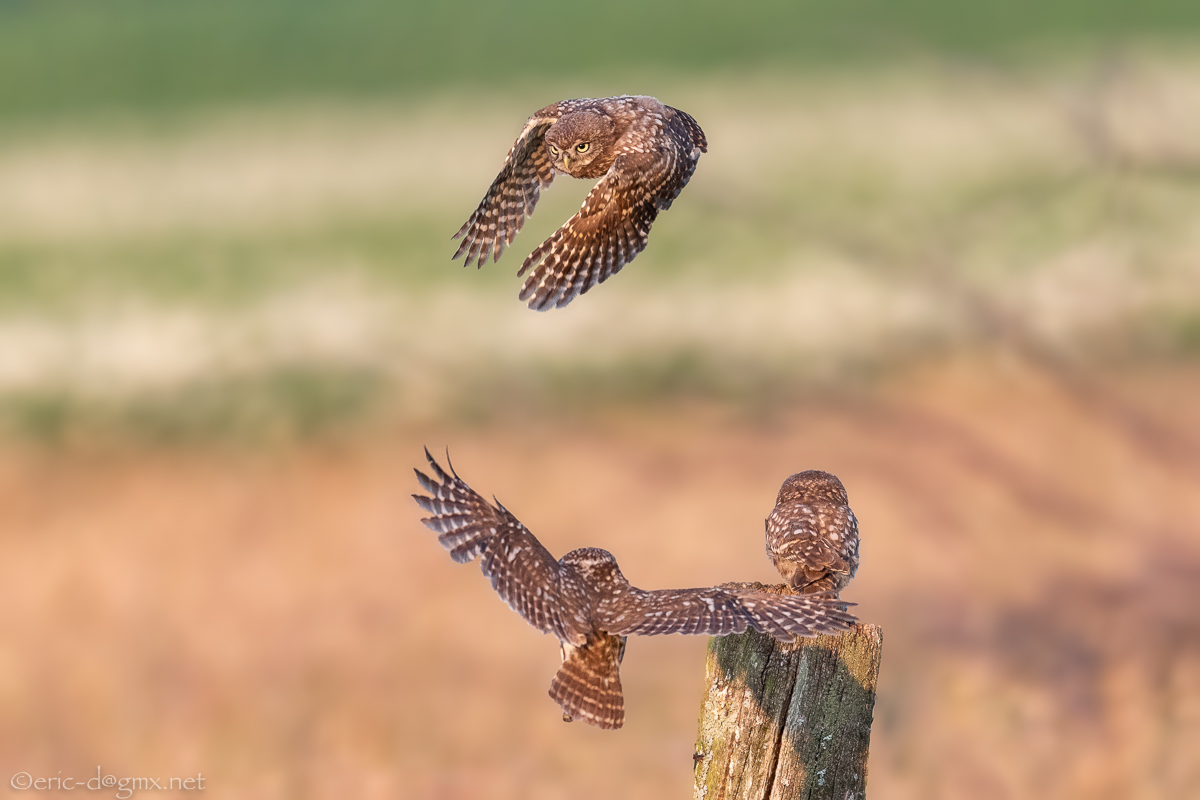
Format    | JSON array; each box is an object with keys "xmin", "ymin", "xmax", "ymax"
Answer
[
  {"xmin": 413, "ymin": 450, "xmax": 856, "ymax": 730},
  {"xmin": 765, "ymin": 471, "xmax": 861, "ymax": 596},
  {"xmin": 452, "ymin": 95, "xmax": 707, "ymax": 310}
]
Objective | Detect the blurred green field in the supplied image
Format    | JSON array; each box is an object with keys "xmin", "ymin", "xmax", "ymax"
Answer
[
  {"xmin": 4, "ymin": 0, "xmax": 1200, "ymax": 120},
  {"xmin": 2, "ymin": 54, "xmax": 1200, "ymax": 441},
  {"xmin": 1, "ymin": 2, "xmax": 1200, "ymax": 446}
]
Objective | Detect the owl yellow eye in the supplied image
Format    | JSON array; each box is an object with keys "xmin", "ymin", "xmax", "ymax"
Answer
[
  {"xmin": 576, "ymin": 142, "xmax": 590, "ymax": 153},
  {"xmin": 549, "ymin": 144, "xmax": 560, "ymax": 155}
]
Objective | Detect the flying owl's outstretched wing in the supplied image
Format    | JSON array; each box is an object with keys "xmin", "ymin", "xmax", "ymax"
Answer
[
  {"xmin": 452, "ymin": 111, "xmax": 563, "ymax": 268},
  {"xmin": 413, "ymin": 449, "xmax": 568, "ymax": 640},
  {"xmin": 735, "ymin": 591, "xmax": 857, "ymax": 640},
  {"xmin": 665, "ymin": 105, "xmax": 708, "ymax": 173},
  {"xmin": 549, "ymin": 633, "xmax": 626, "ymax": 730},
  {"xmin": 516, "ymin": 152, "xmax": 660, "ymax": 310},
  {"xmin": 517, "ymin": 110, "xmax": 706, "ymax": 311},
  {"xmin": 595, "ymin": 585, "xmax": 855, "ymax": 642}
]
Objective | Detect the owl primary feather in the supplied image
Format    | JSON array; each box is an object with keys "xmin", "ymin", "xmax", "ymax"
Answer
[
  {"xmin": 452, "ymin": 95, "xmax": 707, "ymax": 310},
  {"xmin": 413, "ymin": 450, "xmax": 855, "ymax": 730}
]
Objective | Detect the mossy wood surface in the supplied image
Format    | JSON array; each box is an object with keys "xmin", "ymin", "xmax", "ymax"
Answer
[{"xmin": 693, "ymin": 585, "xmax": 882, "ymax": 800}]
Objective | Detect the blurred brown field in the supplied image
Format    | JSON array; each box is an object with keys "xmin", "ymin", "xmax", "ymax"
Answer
[{"xmin": 2, "ymin": 351, "xmax": 1198, "ymax": 799}]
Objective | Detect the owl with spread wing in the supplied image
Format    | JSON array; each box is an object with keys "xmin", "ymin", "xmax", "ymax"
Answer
[
  {"xmin": 452, "ymin": 95, "xmax": 707, "ymax": 310},
  {"xmin": 413, "ymin": 450, "xmax": 856, "ymax": 730}
]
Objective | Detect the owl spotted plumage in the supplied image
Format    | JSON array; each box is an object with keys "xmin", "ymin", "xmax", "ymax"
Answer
[
  {"xmin": 413, "ymin": 450, "xmax": 855, "ymax": 729},
  {"xmin": 766, "ymin": 471, "xmax": 860, "ymax": 596},
  {"xmin": 452, "ymin": 96, "xmax": 707, "ymax": 310}
]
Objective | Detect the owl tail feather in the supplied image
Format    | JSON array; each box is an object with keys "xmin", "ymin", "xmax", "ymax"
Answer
[{"xmin": 549, "ymin": 633, "xmax": 626, "ymax": 730}]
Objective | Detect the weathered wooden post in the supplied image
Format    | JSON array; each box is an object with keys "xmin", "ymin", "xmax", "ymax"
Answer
[{"xmin": 693, "ymin": 583, "xmax": 883, "ymax": 800}]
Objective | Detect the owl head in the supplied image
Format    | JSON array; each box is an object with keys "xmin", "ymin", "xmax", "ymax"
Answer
[
  {"xmin": 776, "ymin": 470, "xmax": 849, "ymax": 506},
  {"xmin": 545, "ymin": 111, "xmax": 618, "ymax": 177},
  {"xmin": 559, "ymin": 547, "xmax": 628, "ymax": 586}
]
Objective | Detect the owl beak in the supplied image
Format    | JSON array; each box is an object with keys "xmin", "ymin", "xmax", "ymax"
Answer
[{"xmin": 562, "ymin": 156, "xmax": 571, "ymax": 171}]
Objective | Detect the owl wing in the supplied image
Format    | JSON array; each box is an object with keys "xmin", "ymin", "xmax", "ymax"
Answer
[
  {"xmin": 733, "ymin": 591, "xmax": 857, "ymax": 641},
  {"xmin": 413, "ymin": 449, "xmax": 567, "ymax": 640},
  {"xmin": 452, "ymin": 107, "xmax": 567, "ymax": 268},
  {"xmin": 517, "ymin": 132, "xmax": 702, "ymax": 310},
  {"xmin": 596, "ymin": 586, "xmax": 855, "ymax": 642},
  {"xmin": 660, "ymin": 105, "xmax": 708, "ymax": 207}
]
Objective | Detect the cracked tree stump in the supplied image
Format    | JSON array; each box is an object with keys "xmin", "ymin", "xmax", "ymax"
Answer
[{"xmin": 693, "ymin": 584, "xmax": 883, "ymax": 800}]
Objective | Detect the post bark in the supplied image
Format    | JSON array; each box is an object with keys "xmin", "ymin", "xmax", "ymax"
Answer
[{"xmin": 693, "ymin": 583, "xmax": 883, "ymax": 800}]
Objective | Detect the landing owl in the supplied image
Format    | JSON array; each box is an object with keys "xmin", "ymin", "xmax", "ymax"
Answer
[
  {"xmin": 766, "ymin": 471, "xmax": 860, "ymax": 596},
  {"xmin": 452, "ymin": 96, "xmax": 707, "ymax": 310},
  {"xmin": 413, "ymin": 450, "xmax": 855, "ymax": 730}
]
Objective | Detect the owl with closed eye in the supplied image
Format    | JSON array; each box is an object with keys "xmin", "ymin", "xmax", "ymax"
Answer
[{"xmin": 453, "ymin": 95, "xmax": 707, "ymax": 310}]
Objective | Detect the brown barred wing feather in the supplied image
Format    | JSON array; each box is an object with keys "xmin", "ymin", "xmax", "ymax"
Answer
[
  {"xmin": 413, "ymin": 450, "xmax": 566, "ymax": 640},
  {"xmin": 452, "ymin": 112, "xmax": 562, "ymax": 268},
  {"xmin": 657, "ymin": 106, "xmax": 707, "ymax": 210},
  {"xmin": 478, "ymin": 501, "xmax": 568, "ymax": 639},
  {"xmin": 412, "ymin": 448, "xmax": 496, "ymax": 564},
  {"xmin": 517, "ymin": 151, "xmax": 664, "ymax": 310},
  {"xmin": 735, "ymin": 592, "xmax": 858, "ymax": 640},
  {"xmin": 596, "ymin": 585, "xmax": 857, "ymax": 643},
  {"xmin": 666, "ymin": 105, "xmax": 708, "ymax": 157},
  {"xmin": 598, "ymin": 587, "xmax": 752, "ymax": 638}
]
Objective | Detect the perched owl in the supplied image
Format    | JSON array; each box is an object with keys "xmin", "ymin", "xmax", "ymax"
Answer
[
  {"xmin": 452, "ymin": 96, "xmax": 707, "ymax": 310},
  {"xmin": 413, "ymin": 450, "xmax": 855, "ymax": 729},
  {"xmin": 765, "ymin": 471, "xmax": 860, "ymax": 596}
]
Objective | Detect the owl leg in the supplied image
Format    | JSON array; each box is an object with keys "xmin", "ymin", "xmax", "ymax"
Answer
[
  {"xmin": 558, "ymin": 642, "xmax": 576, "ymax": 722},
  {"xmin": 771, "ymin": 555, "xmax": 802, "ymax": 589}
]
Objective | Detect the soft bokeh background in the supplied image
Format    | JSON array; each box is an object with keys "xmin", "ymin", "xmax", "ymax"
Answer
[{"xmin": 2, "ymin": 2, "xmax": 1199, "ymax": 798}]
